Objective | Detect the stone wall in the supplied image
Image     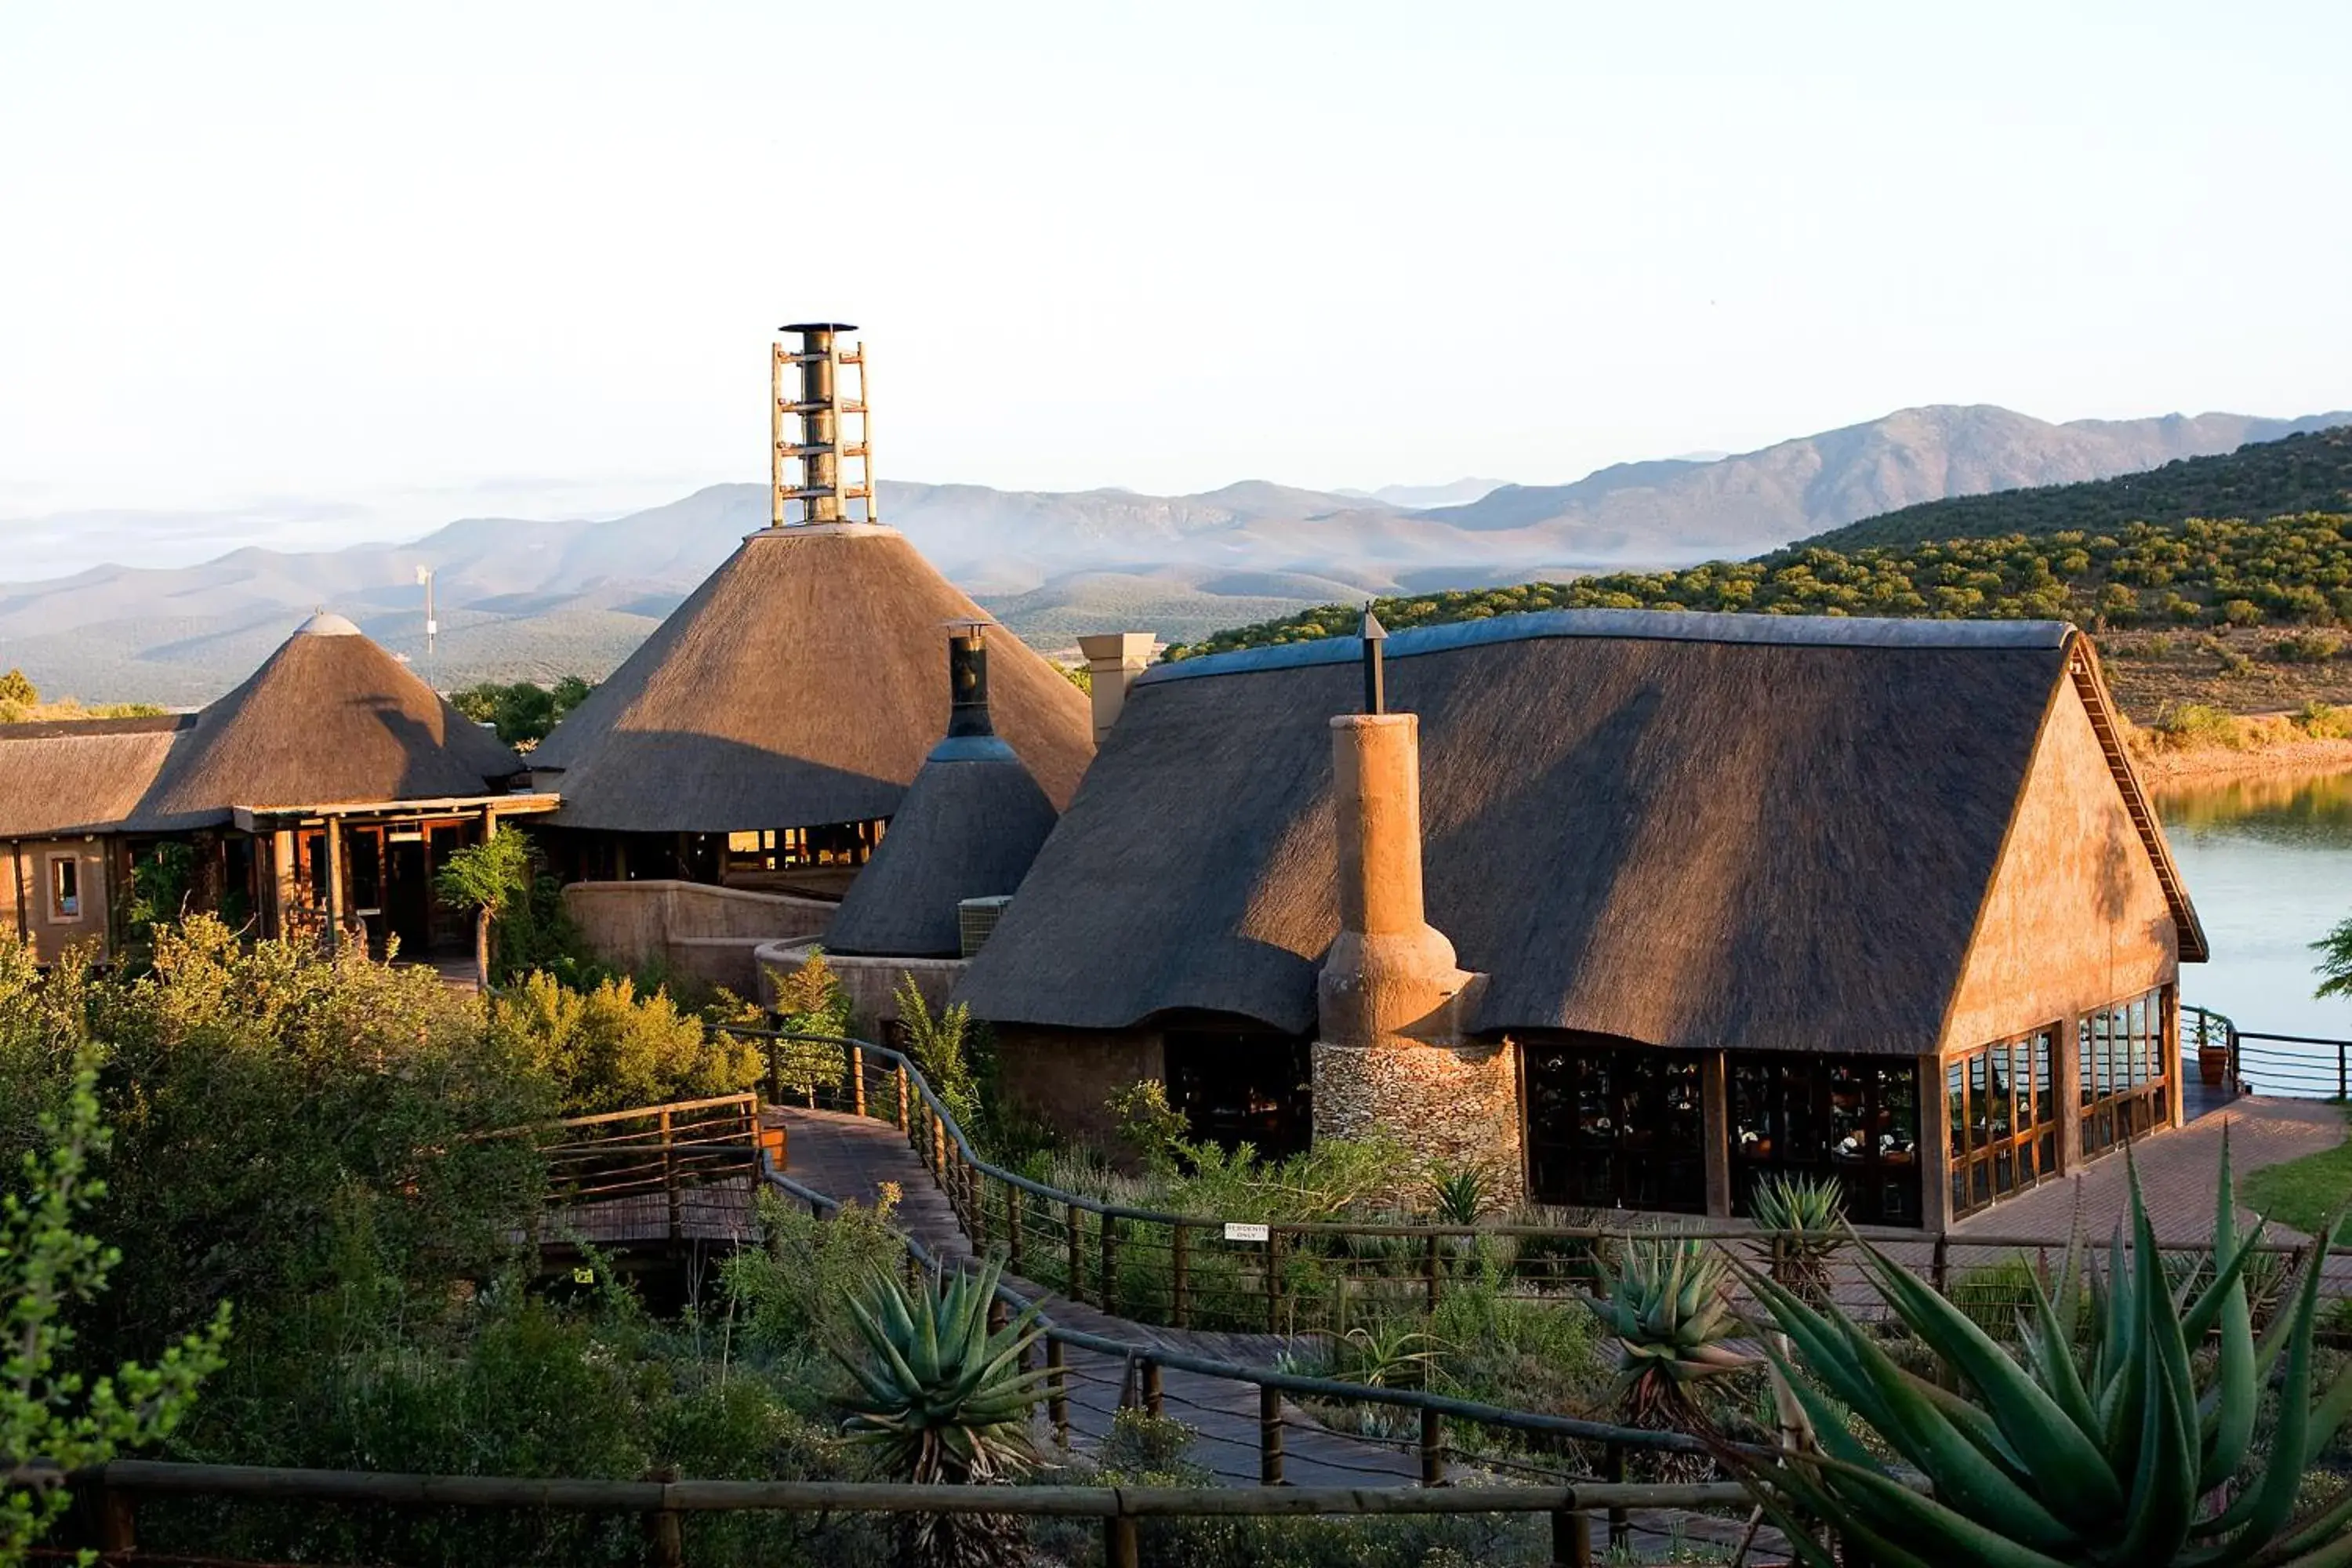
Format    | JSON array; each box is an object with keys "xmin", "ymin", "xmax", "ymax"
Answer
[
  {"xmin": 561, "ymin": 879, "xmax": 833, "ymax": 995},
  {"xmin": 1312, "ymin": 1036, "xmax": 1526, "ymax": 1202},
  {"xmin": 755, "ymin": 939, "xmax": 967, "ymax": 1033}
]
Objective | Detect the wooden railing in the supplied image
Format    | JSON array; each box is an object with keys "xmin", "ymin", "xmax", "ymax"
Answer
[
  {"xmin": 2183, "ymin": 1003, "xmax": 2352, "ymax": 1102},
  {"xmin": 521, "ymin": 1093, "xmax": 770, "ymax": 1249},
  {"xmin": 38, "ymin": 1458, "xmax": 1757, "ymax": 1568},
  {"xmin": 728, "ymin": 1026, "xmax": 2352, "ymax": 1341}
]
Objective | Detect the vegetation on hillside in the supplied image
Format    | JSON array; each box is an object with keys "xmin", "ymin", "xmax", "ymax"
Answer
[
  {"xmin": 1167, "ymin": 512, "xmax": 2352, "ymax": 663},
  {"xmin": 448, "ymin": 674, "xmax": 594, "ymax": 747},
  {"xmin": 1802, "ymin": 424, "xmax": 2352, "ymax": 551},
  {"xmin": 0, "ymin": 666, "xmax": 167, "ymax": 725}
]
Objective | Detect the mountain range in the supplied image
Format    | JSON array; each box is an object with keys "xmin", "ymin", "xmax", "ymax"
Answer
[{"xmin": 1, "ymin": 403, "xmax": 2344, "ymax": 705}]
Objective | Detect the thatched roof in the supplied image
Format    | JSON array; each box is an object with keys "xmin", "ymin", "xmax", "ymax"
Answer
[
  {"xmin": 824, "ymin": 734, "xmax": 1060, "ymax": 957},
  {"xmin": 0, "ymin": 716, "xmax": 191, "ymax": 837},
  {"xmin": 0, "ymin": 615, "xmax": 525, "ymax": 842},
  {"xmin": 530, "ymin": 526, "xmax": 1093, "ymax": 833},
  {"xmin": 118, "ymin": 612, "xmax": 524, "ymax": 826},
  {"xmin": 955, "ymin": 608, "xmax": 2203, "ymax": 1056}
]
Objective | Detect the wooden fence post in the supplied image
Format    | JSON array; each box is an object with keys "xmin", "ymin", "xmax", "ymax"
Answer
[
  {"xmin": 1143, "ymin": 1357, "xmax": 1164, "ymax": 1418},
  {"xmin": 1068, "ymin": 1202, "xmax": 1085, "ymax": 1301},
  {"xmin": 1047, "ymin": 1338, "xmax": 1070, "ymax": 1447},
  {"xmin": 642, "ymin": 1466, "xmax": 684, "ymax": 1568},
  {"xmin": 931, "ymin": 1114, "xmax": 949, "ymax": 1187},
  {"xmin": 660, "ymin": 1107, "xmax": 681, "ymax": 1243},
  {"xmin": 1105, "ymin": 1515, "xmax": 1140, "ymax": 1568},
  {"xmin": 1932, "ymin": 1234, "xmax": 1951, "ymax": 1298},
  {"xmin": 851, "ymin": 1044, "xmax": 867, "ymax": 1117},
  {"xmin": 1265, "ymin": 1229, "xmax": 1286, "ymax": 1334},
  {"xmin": 1424, "ymin": 1231, "xmax": 1443, "ymax": 1316},
  {"xmin": 895, "ymin": 1064, "xmax": 910, "ymax": 1131},
  {"xmin": 1259, "ymin": 1382, "xmax": 1284, "ymax": 1486},
  {"xmin": 1101, "ymin": 1214, "xmax": 1121, "ymax": 1316},
  {"xmin": 1550, "ymin": 1506, "xmax": 1594, "ymax": 1567},
  {"xmin": 1419, "ymin": 1407, "xmax": 1443, "ymax": 1486},
  {"xmin": 1606, "ymin": 1442, "xmax": 1629, "ymax": 1552},
  {"xmin": 1171, "ymin": 1224, "xmax": 1191, "ymax": 1328},
  {"xmin": 1007, "ymin": 1184, "xmax": 1026, "ymax": 1276},
  {"xmin": 78, "ymin": 1472, "xmax": 137, "ymax": 1557}
]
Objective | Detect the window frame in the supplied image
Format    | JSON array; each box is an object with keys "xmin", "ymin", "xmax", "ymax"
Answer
[
  {"xmin": 45, "ymin": 851, "xmax": 84, "ymax": 924},
  {"xmin": 1947, "ymin": 1025, "xmax": 2058, "ymax": 1220},
  {"xmin": 2079, "ymin": 985, "xmax": 2169, "ymax": 1161},
  {"xmin": 1733, "ymin": 1054, "xmax": 1923, "ymax": 1227}
]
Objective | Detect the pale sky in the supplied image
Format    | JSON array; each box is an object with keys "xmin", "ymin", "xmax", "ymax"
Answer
[{"xmin": 2, "ymin": 1, "xmax": 2349, "ymax": 575}]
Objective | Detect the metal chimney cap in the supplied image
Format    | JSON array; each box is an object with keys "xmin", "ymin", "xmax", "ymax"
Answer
[
  {"xmin": 1360, "ymin": 605, "xmax": 1388, "ymax": 641},
  {"xmin": 779, "ymin": 321, "xmax": 859, "ymax": 333}
]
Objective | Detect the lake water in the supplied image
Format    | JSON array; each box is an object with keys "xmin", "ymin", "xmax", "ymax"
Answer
[{"xmin": 2157, "ymin": 768, "xmax": 2352, "ymax": 1087}]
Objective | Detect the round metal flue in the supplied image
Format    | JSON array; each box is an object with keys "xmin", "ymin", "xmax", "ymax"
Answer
[{"xmin": 947, "ymin": 622, "xmax": 996, "ymax": 738}]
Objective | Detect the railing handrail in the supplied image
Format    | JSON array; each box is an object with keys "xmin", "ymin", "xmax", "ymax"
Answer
[
  {"xmin": 728, "ymin": 1025, "xmax": 2352, "ymax": 1256},
  {"xmin": 2234, "ymin": 1031, "xmax": 2352, "ymax": 1049},
  {"xmin": 45, "ymin": 1456, "xmax": 1752, "ymax": 1515},
  {"xmin": 547, "ymin": 1091, "xmax": 760, "ymax": 1131},
  {"xmin": 759, "ymin": 1164, "xmax": 1726, "ymax": 1457}
]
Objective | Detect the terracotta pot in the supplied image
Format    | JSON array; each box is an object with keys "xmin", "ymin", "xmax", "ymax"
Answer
[{"xmin": 2198, "ymin": 1044, "xmax": 2230, "ymax": 1088}]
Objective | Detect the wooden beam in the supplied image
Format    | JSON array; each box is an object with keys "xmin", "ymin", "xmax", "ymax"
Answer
[
  {"xmin": 1700, "ymin": 1052, "xmax": 1733, "ymax": 1219},
  {"xmin": 1918, "ymin": 1054, "xmax": 1954, "ymax": 1233},
  {"xmin": 325, "ymin": 819, "xmax": 347, "ymax": 952}
]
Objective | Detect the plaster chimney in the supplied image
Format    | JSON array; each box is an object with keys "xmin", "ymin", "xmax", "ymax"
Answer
[
  {"xmin": 1076, "ymin": 632, "xmax": 1154, "ymax": 744},
  {"xmin": 946, "ymin": 620, "xmax": 995, "ymax": 737},
  {"xmin": 1309, "ymin": 638, "xmax": 1524, "ymax": 1198}
]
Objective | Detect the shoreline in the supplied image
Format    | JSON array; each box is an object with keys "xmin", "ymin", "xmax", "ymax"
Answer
[{"xmin": 2134, "ymin": 735, "xmax": 2352, "ymax": 786}]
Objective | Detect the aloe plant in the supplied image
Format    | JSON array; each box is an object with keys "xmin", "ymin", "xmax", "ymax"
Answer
[
  {"xmin": 1428, "ymin": 1163, "xmax": 1495, "ymax": 1227},
  {"xmin": 1739, "ymin": 1140, "xmax": 2352, "ymax": 1566},
  {"xmin": 834, "ymin": 1256, "xmax": 1045, "ymax": 1568},
  {"xmin": 1586, "ymin": 1236, "xmax": 1755, "ymax": 1424},
  {"xmin": 1749, "ymin": 1172, "xmax": 1849, "ymax": 1305}
]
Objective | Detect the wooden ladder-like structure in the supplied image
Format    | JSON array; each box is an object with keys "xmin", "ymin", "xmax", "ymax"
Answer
[{"xmin": 771, "ymin": 321, "xmax": 877, "ymax": 528}]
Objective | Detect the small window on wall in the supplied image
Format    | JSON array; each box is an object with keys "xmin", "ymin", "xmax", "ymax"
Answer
[{"xmin": 47, "ymin": 854, "xmax": 82, "ymax": 922}]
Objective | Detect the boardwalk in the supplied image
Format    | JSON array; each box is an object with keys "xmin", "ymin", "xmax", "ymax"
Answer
[{"xmin": 775, "ymin": 1106, "xmax": 1425, "ymax": 1487}]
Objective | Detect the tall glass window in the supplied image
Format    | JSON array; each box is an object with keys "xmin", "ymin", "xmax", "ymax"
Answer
[
  {"xmin": 2080, "ymin": 986, "xmax": 2169, "ymax": 1159},
  {"xmin": 1949, "ymin": 1027, "xmax": 2057, "ymax": 1219},
  {"xmin": 1733, "ymin": 1054, "xmax": 1921, "ymax": 1226},
  {"xmin": 1523, "ymin": 1043, "xmax": 1707, "ymax": 1214}
]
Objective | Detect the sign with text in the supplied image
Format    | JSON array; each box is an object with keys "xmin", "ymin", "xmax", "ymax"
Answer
[{"xmin": 1221, "ymin": 1221, "xmax": 1271, "ymax": 1243}]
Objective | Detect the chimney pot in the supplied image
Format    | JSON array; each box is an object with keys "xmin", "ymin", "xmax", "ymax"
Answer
[{"xmin": 1076, "ymin": 631, "xmax": 1155, "ymax": 745}]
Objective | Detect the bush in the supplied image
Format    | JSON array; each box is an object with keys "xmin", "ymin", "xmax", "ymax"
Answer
[
  {"xmin": 490, "ymin": 971, "xmax": 762, "ymax": 1114},
  {"xmin": 2273, "ymin": 630, "xmax": 2345, "ymax": 663},
  {"xmin": 2151, "ymin": 700, "xmax": 2245, "ymax": 750},
  {"xmin": 2297, "ymin": 700, "xmax": 2352, "ymax": 740},
  {"xmin": 765, "ymin": 950, "xmax": 850, "ymax": 1103}
]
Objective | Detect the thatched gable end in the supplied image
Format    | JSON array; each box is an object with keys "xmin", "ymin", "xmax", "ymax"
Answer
[
  {"xmin": 530, "ymin": 527, "xmax": 1093, "ymax": 833},
  {"xmin": 954, "ymin": 608, "xmax": 2201, "ymax": 1058}
]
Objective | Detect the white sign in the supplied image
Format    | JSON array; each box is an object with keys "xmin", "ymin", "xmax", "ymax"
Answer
[{"xmin": 1222, "ymin": 1221, "xmax": 1271, "ymax": 1243}]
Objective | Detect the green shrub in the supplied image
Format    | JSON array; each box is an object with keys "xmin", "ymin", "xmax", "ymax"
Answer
[
  {"xmin": 491, "ymin": 971, "xmax": 761, "ymax": 1114},
  {"xmin": 2274, "ymin": 630, "xmax": 2345, "ymax": 663},
  {"xmin": 2297, "ymin": 699, "xmax": 2352, "ymax": 740},
  {"xmin": 2151, "ymin": 700, "xmax": 2245, "ymax": 750}
]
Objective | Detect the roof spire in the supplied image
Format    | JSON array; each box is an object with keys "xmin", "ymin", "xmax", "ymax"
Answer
[
  {"xmin": 1360, "ymin": 603, "xmax": 1387, "ymax": 716},
  {"xmin": 771, "ymin": 322, "xmax": 877, "ymax": 528}
]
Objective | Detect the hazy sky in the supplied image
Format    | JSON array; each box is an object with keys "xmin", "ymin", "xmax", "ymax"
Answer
[{"xmin": 3, "ymin": 1, "xmax": 2350, "ymax": 575}]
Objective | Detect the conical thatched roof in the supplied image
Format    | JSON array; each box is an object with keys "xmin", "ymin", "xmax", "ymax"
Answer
[
  {"xmin": 530, "ymin": 525, "xmax": 1093, "ymax": 832},
  {"xmin": 126, "ymin": 612, "xmax": 524, "ymax": 824},
  {"xmin": 824, "ymin": 733, "xmax": 1059, "ymax": 957}
]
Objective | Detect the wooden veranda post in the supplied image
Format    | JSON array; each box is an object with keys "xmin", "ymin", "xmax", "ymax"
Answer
[
  {"xmin": 660, "ymin": 1107, "xmax": 681, "ymax": 1243},
  {"xmin": 324, "ymin": 817, "xmax": 347, "ymax": 952},
  {"xmin": 851, "ymin": 1044, "xmax": 867, "ymax": 1116},
  {"xmin": 1259, "ymin": 1382, "xmax": 1284, "ymax": 1485},
  {"xmin": 474, "ymin": 807, "xmax": 498, "ymax": 989}
]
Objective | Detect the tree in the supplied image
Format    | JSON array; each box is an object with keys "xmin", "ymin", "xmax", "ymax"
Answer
[
  {"xmin": 2316, "ymin": 915, "xmax": 2352, "ymax": 1003},
  {"xmin": 433, "ymin": 828, "xmax": 535, "ymax": 988},
  {"xmin": 0, "ymin": 670, "xmax": 32, "ymax": 707},
  {"xmin": 2, "ymin": 1045, "xmax": 230, "ymax": 1564}
]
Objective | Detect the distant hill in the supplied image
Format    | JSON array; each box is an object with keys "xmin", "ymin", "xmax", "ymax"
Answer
[
  {"xmin": 1419, "ymin": 405, "xmax": 2352, "ymax": 560},
  {"xmin": 4, "ymin": 402, "xmax": 2345, "ymax": 703},
  {"xmin": 1802, "ymin": 426, "xmax": 2352, "ymax": 551}
]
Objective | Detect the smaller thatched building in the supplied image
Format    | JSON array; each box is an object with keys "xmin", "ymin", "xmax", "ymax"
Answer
[
  {"xmin": 0, "ymin": 612, "xmax": 551, "ymax": 963},
  {"xmin": 955, "ymin": 608, "xmax": 2205, "ymax": 1232}
]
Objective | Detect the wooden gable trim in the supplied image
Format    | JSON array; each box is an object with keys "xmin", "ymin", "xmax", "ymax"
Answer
[{"xmin": 2062, "ymin": 631, "xmax": 2209, "ymax": 964}]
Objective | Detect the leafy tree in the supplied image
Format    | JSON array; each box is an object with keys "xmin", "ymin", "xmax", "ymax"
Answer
[
  {"xmin": 767, "ymin": 950, "xmax": 850, "ymax": 1105},
  {"xmin": 2316, "ymin": 915, "xmax": 2352, "ymax": 1004},
  {"xmin": 448, "ymin": 677, "xmax": 595, "ymax": 749},
  {"xmin": 433, "ymin": 829, "xmax": 535, "ymax": 987},
  {"xmin": 894, "ymin": 974, "xmax": 982, "ymax": 1131},
  {"xmin": 488, "ymin": 971, "xmax": 760, "ymax": 1114},
  {"xmin": 0, "ymin": 670, "xmax": 33, "ymax": 710},
  {"xmin": 2, "ymin": 1045, "xmax": 230, "ymax": 1564}
]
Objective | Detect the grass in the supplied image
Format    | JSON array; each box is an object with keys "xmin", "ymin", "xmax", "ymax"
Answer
[{"xmin": 2245, "ymin": 1103, "xmax": 2352, "ymax": 1236}]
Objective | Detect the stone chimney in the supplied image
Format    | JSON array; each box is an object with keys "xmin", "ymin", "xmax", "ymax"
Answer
[
  {"xmin": 1311, "ymin": 691, "xmax": 1524, "ymax": 1198},
  {"xmin": 1076, "ymin": 632, "xmax": 1154, "ymax": 744}
]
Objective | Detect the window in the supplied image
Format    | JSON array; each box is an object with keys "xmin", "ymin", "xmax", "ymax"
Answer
[
  {"xmin": 46, "ymin": 853, "xmax": 82, "ymax": 923},
  {"xmin": 2080, "ymin": 986, "xmax": 2169, "ymax": 1160},
  {"xmin": 1948, "ymin": 1027, "xmax": 2057, "ymax": 1219},
  {"xmin": 721, "ymin": 820, "xmax": 887, "ymax": 877},
  {"xmin": 1524, "ymin": 1043, "xmax": 1707, "ymax": 1214},
  {"xmin": 1734, "ymin": 1054, "xmax": 1922, "ymax": 1226}
]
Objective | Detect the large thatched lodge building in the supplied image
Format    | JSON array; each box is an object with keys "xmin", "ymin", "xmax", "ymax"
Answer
[{"xmin": 0, "ymin": 325, "xmax": 2210, "ymax": 1232}]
